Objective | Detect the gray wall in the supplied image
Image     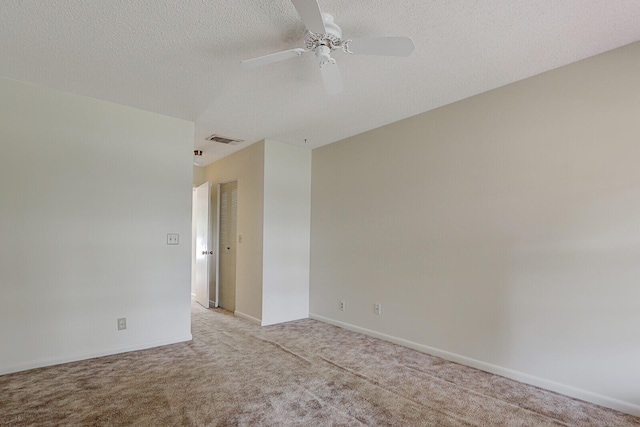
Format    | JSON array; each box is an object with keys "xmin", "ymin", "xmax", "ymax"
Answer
[
  {"xmin": 262, "ymin": 139, "xmax": 311, "ymax": 326},
  {"xmin": 0, "ymin": 77, "xmax": 194, "ymax": 374}
]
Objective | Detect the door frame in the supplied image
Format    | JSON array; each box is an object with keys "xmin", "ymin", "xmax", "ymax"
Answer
[{"xmin": 214, "ymin": 180, "xmax": 238, "ymax": 310}]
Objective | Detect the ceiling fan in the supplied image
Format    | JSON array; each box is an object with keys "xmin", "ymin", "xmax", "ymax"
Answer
[{"xmin": 240, "ymin": 0, "xmax": 415, "ymax": 96}]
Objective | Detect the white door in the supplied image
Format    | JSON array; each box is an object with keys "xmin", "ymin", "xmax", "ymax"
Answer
[
  {"xmin": 194, "ymin": 181, "xmax": 212, "ymax": 308},
  {"xmin": 218, "ymin": 181, "xmax": 237, "ymax": 312}
]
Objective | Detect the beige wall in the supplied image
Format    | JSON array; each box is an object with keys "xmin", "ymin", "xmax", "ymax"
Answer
[
  {"xmin": 0, "ymin": 77, "xmax": 194, "ymax": 374},
  {"xmin": 204, "ymin": 141, "xmax": 265, "ymax": 322},
  {"xmin": 309, "ymin": 42, "xmax": 640, "ymax": 415},
  {"xmin": 193, "ymin": 166, "xmax": 205, "ymax": 187}
]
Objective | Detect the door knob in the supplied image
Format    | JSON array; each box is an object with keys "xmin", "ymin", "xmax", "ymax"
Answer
[{"xmin": 209, "ymin": 251, "xmax": 214, "ymax": 255}]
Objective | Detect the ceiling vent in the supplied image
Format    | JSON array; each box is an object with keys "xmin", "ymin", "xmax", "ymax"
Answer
[{"xmin": 206, "ymin": 134, "xmax": 243, "ymax": 145}]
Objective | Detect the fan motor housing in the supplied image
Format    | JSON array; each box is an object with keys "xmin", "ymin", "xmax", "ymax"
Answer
[{"xmin": 304, "ymin": 13, "xmax": 342, "ymax": 50}]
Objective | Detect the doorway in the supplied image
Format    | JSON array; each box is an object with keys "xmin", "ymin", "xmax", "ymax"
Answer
[
  {"xmin": 193, "ymin": 181, "xmax": 212, "ymax": 308},
  {"xmin": 216, "ymin": 181, "xmax": 237, "ymax": 312}
]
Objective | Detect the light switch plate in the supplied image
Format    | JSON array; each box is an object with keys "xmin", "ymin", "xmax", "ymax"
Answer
[{"xmin": 167, "ymin": 233, "xmax": 179, "ymax": 245}]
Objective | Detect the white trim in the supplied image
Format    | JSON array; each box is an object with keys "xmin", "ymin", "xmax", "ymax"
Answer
[
  {"xmin": 309, "ymin": 313, "xmax": 640, "ymax": 418},
  {"xmin": 234, "ymin": 311, "xmax": 261, "ymax": 325},
  {"xmin": 0, "ymin": 334, "xmax": 193, "ymax": 376}
]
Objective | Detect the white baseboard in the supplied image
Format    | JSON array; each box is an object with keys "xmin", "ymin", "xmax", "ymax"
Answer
[
  {"xmin": 0, "ymin": 333, "xmax": 193, "ymax": 376},
  {"xmin": 309, "ymin": 313, "xmax": 640, "ymax": 418},
  {"xmin": 234, "ymin": 310, "xmax": 261, "ymax": 325}
]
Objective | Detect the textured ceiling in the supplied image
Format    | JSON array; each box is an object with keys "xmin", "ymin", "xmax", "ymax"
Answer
[{"xmin": 1, "ymin": 0, "xmax": 639, "ymax": 165}]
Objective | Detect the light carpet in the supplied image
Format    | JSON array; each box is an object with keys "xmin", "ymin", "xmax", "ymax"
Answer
[{"xmin": 1, "ymin": 302, "xmax": 639, "ymax": 426}]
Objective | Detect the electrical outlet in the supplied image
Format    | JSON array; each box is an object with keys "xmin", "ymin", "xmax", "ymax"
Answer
[
  {"xmin": 374, "ymin": 303, "xmax": 381, "ymax": 315},
  {"xmin": 339, "ymin": 301, "xmax": 345, "ymax": 311},
  {"xmin": 117, "ymin": 317, "xmax": 127, "ymax": 331},
  {"xmin": 167, "ymin": 233, "xmax": 179, "ymax": 245}
]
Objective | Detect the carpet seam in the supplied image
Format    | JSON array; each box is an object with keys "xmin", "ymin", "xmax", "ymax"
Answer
[{"xmin": 318, "ymin": 355, "xmax": 570, "ymax": 427}]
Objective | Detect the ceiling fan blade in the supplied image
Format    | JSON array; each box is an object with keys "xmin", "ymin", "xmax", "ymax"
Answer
[
  {"xmin": 346, "ymin": 37, "xmax": 415, "ymax": 57},
  {"xmin": 240, "ymin": 48, "xmax": 306, "ymax": 68},
  {"xmin": 291, "ymin": 0, "xmax": 327, "ymax": 34},
  {"xmin": 320, "ymin": 61, "xmax": 343, "ymax": 96}
]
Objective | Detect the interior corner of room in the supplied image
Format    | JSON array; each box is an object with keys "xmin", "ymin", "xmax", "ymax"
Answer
[{"xmin": 2, "ymin": 42, "xmax": 640, "ymax": 418}]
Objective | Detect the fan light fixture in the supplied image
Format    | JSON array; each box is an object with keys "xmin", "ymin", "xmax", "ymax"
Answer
[{"xmin": 193, "ymin": 150, "xmax": 204, "ymax": 166}]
